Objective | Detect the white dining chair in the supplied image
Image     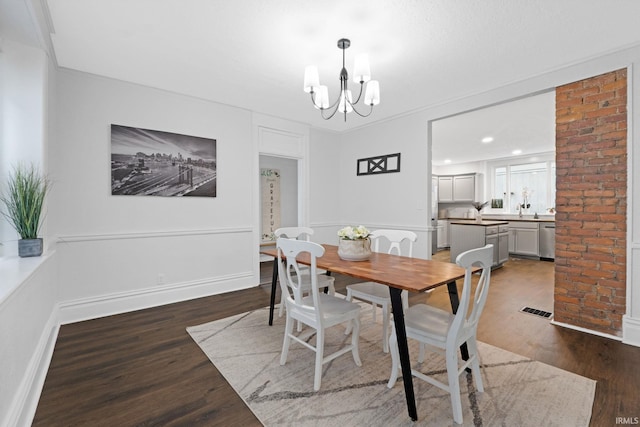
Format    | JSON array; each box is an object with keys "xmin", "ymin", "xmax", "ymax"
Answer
[
  {"xmin": 277, "ymin": 237, "xmax": 362, "ymax": 391},
  {"xmin": 387, "ymin": 244, "xmax": 493, "ymax": 424},
  {"xmin": 345, "ymin": 229, "xmax": 417, "ymax": 352},
  {"xmin": 274, "ymin": 227, "xmax": 334, "ymax": 318}
]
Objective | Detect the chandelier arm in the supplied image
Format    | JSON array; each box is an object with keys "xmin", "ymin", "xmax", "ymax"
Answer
[
  {"xmin": 350, "ymin": 103, "xmax": 375, "ymax": 118},
  {"xmin": 310, "ymin": 90, "xmax": 321, "ymax": 109},
  {"xmin": 351, "ymin": 81, "xmax": 365, "ymax": 105},
  {"xmin": 310, "ymin": 90, "xmax": 344, "ymax": 114},
  {"xmin": 320, "ymin": 101, "xmax": 342, "ymax": 120}
]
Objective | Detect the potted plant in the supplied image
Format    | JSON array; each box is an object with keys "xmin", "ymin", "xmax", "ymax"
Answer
[
  {"xmin": 337, "ymin": 225, "xmax": 372, "ymax": 261},
  {"xmin": 472, "ymin": 201, "xmax": 489, "ymax": 222},
  {"xmin": 0, "ymin": 163, "xmax": 50, "ymax": 257}
]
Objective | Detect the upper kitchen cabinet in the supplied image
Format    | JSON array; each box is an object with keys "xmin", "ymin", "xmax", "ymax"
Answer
[{"xmin": 438, "ymin": 173, "xmax": 482, "ymax": 202}]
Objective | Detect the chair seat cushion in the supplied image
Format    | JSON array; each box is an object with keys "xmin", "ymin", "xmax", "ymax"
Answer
[
  {"xmin": 404, "ymin": 303, "xmax": 453, "ymax": 345},
  {"xmin": 347, "ymin": 281, "xmax": 389, "ymax": 302},
  {"xmin": 302, "ymin": 294, "xmax": 360, "ymax": 317}
]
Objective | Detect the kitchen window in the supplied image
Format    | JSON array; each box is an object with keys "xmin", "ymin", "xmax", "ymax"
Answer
[{"xmin": 490, "ymin": 156, "xmax": 555, "ymax": 214}]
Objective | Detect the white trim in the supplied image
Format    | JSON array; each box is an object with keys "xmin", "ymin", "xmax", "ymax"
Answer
[
  {"xmin": 623, "ymin": 315, "xmax": 640, "ymax": 347},
  {"xmin": 0, "ymin": 252, "xmax": 53, "ymax": 306},
  {"xmin": 340, "ymin": 222, "xmax": 431, "ymax": 233},
  {"xmin": 56, "ymin": 227, "xmax": 252, "ymax": 243},
  {"xmin": 550, "ymin": 319, "xmax": 622, "ymax": 342},
  {"xmin": 58, "ymin": 272, "xmax": 254, "ymax": 325},
  {"xmin": 4, "ymin": 306, "xmax": 59, "ymax": 427},
  {"xmin": 627, "ymin": 63, "xmax": 637, "ymax": 333}
]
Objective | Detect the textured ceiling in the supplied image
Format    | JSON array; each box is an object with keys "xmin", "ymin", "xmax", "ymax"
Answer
[{"xmin": 5, "ymin": 1, "xmax": 640, "ymax": 161}]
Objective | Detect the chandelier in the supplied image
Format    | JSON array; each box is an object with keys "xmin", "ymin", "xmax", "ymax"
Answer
[{"xmin": 303, "ymin": 38, "xmax": 380, "ymax": 121}]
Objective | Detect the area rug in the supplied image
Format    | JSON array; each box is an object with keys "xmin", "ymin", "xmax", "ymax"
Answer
[{"xmin": 187, "ymin": 306, "xmax": 595, "ymax": 426}]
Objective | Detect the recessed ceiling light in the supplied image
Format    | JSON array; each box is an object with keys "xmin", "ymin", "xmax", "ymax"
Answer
[
  {"xmin": 512, "ymin": 149, "xmax": 522, "ymax": 155},
  {"xmin": 481, "ymin": 137, "xmax": 493, "ymax": 143},
  {"xmin": 444, "ymin": 159, "xmax": 452, "ymax": 164}
]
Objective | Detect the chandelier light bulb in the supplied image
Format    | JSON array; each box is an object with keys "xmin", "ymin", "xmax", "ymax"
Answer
[
  {"xmin": 364, "ymin": 80, "xmax": 380, "ymax": 105},
  {"xmin": 353, "ymin": 54, "xmax": 371, "ymax": 83},
  {"xmin": 303, "ymin": 65, "xmax": 320, "ymax": 93}
]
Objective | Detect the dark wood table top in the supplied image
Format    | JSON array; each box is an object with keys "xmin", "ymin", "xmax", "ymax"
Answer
[{"xmin": 260, "ymin": 244, "xmax": 468, "ymax": 292}]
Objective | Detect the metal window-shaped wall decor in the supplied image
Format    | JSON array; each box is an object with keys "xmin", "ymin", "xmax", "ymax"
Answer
[{"xmin": 357, "ymin": 153, "xmax": 401, "ymax": 176}]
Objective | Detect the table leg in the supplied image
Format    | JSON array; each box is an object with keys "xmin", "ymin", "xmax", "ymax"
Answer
[
  {"xmin": 446, "ymin": 280, "xmax": 469, "ymax": 361},
  {"xmin": 323, "ymin": 270, "xmax": 331, "ymax": 294},
  {"xmin": 268, "ymin": 258, "xmax": 278, "ymax": 326},
  {"xmin": 389, "ymin": 287, "xmax": 418, "ymax": 421}
]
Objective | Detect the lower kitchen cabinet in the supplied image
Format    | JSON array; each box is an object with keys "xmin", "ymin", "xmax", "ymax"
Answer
[
  {"xmin": 437, "ymin": 219, "xmax": 449, "ymax": 248},
  {"xmin": 450, "ymin": 222, "xmax": 509, "ymax": 268},
  {"xmin": 508, "ymin": 221, "xmax": 539, "ymax": 256}
]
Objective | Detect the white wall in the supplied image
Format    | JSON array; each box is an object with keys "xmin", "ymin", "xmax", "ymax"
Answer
[
  {"xmin": 0, "ymin": 39, "xmax": 48, "ymax": 255},
  {"xmin": 336, "ymin": 114, "xmax": 432, "ymax": 258},
  {"xmin": 0, "ymin": 40, "xmax": 57, "ymax": 427},
  {"xmin": 308, "ymin": 128, "xmax": 342, "ymax": 244},
  {"xmin": 51, "ymin": 70, "xmax": 257, "ymax": 322}
]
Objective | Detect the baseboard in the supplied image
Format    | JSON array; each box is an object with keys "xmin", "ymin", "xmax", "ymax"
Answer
[
  {"xmin": 550, "ymin": 319, "xmax": 623, "ymax": 342},
  {"xmin": 4, "ymin": 308, "xmax": 59, "ymax": 427},
  {"xmin": 58, "ymin": 272, "xmax": 255, "ymax": 325},
  {"xmin": 622, "ymin": 315, "xmax": 640, "ymax": 347}
]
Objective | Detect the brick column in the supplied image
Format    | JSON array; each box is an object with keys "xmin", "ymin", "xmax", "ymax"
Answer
[{"xmin": 555, "ymin": 69, "xmax": 627, "ymax": 337}]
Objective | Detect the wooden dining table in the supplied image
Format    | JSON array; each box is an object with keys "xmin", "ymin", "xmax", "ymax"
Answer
[{"xmin": 260, "ymin": 243, "xmax": 470, "ymax": 422}]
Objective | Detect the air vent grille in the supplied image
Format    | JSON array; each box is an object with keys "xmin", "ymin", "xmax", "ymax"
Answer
[{"xmin": 520, "ymin": 306, "xmax": 553, "ymax": 318}]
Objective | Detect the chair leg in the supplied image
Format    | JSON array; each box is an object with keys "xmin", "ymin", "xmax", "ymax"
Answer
[
  {"xmin": 314, "ymin": 328, "xmax": 325, "ymax": 391},
  {"xmin": 350, "ymin": 317, "xmax": 362, "ymax": 366},
  {"xmin": 278, "ymin": 293, "xmax": 285, "ymax": 317},
  {"xmin": 382, "ymin": 302, "xmax": 390, "ymax": 353},
  {"xmin": 387, "ymin": 328, "xmax": 400, "ymax": 388},
  {"xmin": 468, "ymin": 338, "xmax": 484, "ymax": 392},
  {"xmin": 418, "ymin": 343, "xmax": 426, "ymax": 363},
  {"xmin": 280, "ymin": 314, "xmax": 293, "ymax": 365},
  {"xmin": 344, "ymin": 289, "xmax": 354, "ymax": 335},
  {"xmin": 446, "ymin": 351, "xmax": 464, "ymax": 424}
]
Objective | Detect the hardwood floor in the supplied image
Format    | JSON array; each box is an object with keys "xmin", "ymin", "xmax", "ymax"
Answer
[{"xmin": 33, "ymin": 253, "xmax": 639, "ymax": 426}]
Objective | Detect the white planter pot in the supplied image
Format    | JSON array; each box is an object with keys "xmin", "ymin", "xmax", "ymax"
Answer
[{"xmin": 338, "ymin": 238, "xmax": 372, "ymax": 261}]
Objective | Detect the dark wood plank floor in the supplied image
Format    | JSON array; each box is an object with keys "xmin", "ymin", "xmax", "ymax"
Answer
[{"xmin": 33, "ymin": 253, "xmax": 640, "ymax": 426}]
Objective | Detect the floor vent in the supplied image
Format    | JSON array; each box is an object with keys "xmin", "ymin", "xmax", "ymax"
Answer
[{"xmin": 520, "ymin": 306, "xmax": 553, "ymax": 319}]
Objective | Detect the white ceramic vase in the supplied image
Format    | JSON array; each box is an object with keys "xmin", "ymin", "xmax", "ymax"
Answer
[{"xmin": 338, "ymin": 238, "xmax": 372, "ymax": 261}]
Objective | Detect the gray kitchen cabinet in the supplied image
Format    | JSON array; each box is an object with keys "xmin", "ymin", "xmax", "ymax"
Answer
[
  {"xmin": 438, "ymin": 176, "xmax": 453, "ymax": 202},
  {"xmin": 453, "ymin": 175, "xmax": 475, "ymax": 201},
  {"xmin": 437, "ymin": 219, "xmax": 449, "ymax": 248},
  {"xmin": 437, "ymin": 173, "xmax": 481, "ymax": 202},
  {"xmin": 450, "ymin": 221, "xmax": 509, "ymax": 268},
  {"xmin": 508, "ymin": 221, "xmax": 540, "ymax": 256}
]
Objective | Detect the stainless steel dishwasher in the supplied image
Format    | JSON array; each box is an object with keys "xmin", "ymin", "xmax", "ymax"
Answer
[{"xmin": 539, "ymin": 223, "xmax": 555, "ymax": 260}]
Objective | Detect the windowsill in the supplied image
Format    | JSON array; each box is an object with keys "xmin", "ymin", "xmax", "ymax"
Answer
[{"xmin": 0, "ymin": 251, "xmax": 54, "ymax": 306}]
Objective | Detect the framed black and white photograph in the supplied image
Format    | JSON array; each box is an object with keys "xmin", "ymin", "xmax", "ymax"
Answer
[{"xmin": 111, "ymin": 124, "xmax": 217, "ymax": 197}]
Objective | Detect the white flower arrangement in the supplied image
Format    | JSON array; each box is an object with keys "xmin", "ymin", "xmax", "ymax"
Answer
[
  {"xmin": 521, "ymin": 187, "xmax": 533, "ymax": 209},
  {"xmin": 337, "ymin": 225, "xmax": 370, "ymax": 240}
]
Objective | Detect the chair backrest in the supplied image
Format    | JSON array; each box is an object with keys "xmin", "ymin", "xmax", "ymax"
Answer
[
  {"xmin": 448, "ymin": 244, "xmax": 493, "ymax": 348},
  {"xmin": 370, "ymin": 229, "xmax": 418, "ymax": 257},
  {"xmin": 274, "ymin": 226, "xmax": 314, "ymax": 241},
  {"xmin": 276, "ymin": 237, "xmax": 325, "ymax": 316}
]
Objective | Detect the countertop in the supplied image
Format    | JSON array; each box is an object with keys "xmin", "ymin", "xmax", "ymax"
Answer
[
  {"xmin": 442, "ymin": 216, "xmax": 555, "ymax": 223},
  {"xmin": 449, "ymin": 219, "xmax": 509, "ymax": 226}
]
